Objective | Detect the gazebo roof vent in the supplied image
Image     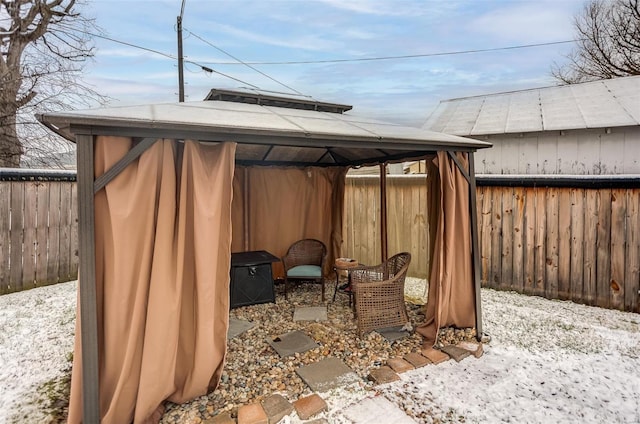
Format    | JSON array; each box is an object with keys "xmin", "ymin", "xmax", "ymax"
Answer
[{"xmin": 204, "ymin": 88, "xmax": 353, "ymax": 114}]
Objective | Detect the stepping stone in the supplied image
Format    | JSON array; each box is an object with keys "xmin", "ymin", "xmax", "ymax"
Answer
[
  {"xmin": 457, "ymin": 341, "xmax": 484, "ymax": 358},
  {"xmin": 293, "ymin": 306, "xmax": 328, "ymax": 322},
  {"xmin": 227, "ymin": 317, "xmax": 255, "ymax": 340},
  {"xmin": 296, "ymin": 357, "xmax": 360, "ymax": 392},
  {"xmin": 205, "ymin": 412, "xmax": 234, "ymax": 424},
  {"xmin": 375, "ymin": 326, "xmax": 411, "ymax": 342},
  {"xmin": 367, "ymin": 366, "xmax": 400, "ymax": 385},
  {"xmin": 237, "ymin": 403, "xmax": 268, "ymax": 424},
  {"xmin": 293, "ymin": 394, "xmax": 328, "ymax": 420},
  {"xmin": 341, "ymin": 396, "xmax": 417, "ymax": 423},
  {"xmin": 420, "ymin": 347, "xmax": 450, "ymax": 365},
  {"xmin": 440, "ymin": 345, "xmax": 471, "ymax": 362},
  {"xmin": 403, "ymin": 352, "xmax": 431, "ymax": 368},
  {"xmin": 261, "ymin": 394, "xmax": 293, "ymax": 424},
  {"xmin": 267, "ymin": 330, "xmax": 319, "ymax": 357},
  {"xmin": 386, "ymin": 357, "xmax": 414, "ymax": 374}
]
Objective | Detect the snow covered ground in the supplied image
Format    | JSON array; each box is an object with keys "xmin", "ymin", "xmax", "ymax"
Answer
[
  {"xmin": 1, "ymin": 281, "xmax": 639, "ymax": 423},
  {"xmin": 0, "ymin": 281, "xmax": 76, "ymax": 423}
]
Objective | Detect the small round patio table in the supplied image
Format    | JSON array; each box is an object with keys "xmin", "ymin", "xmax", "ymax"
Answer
[{"xmin": 332, "ymin": 258, "xmax": 359, "ymax": 307}]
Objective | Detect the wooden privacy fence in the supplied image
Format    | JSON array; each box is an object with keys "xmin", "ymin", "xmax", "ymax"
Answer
[
  {"xmin": 477, "ymin": 181, "xmax": 640, "ymax": 313},
  {"xmin": 2, "ymin": 171, "xmax": 639, "ymax": 314},
  {"xmin": 343, "ymin": 174, "xmax": 640, "ymax": 313},
  {"xmin": 0, "ymin": 170, "xmax": 78, "ymax": 294},
  {"xmin": 343, "ymin": 175, "xmax": 429, "ymax": 279}
]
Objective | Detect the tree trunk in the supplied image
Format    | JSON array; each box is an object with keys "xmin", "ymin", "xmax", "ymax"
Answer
[{"xmin": 0, "ymin": 103, "xmax": 23, "ymax": 167}]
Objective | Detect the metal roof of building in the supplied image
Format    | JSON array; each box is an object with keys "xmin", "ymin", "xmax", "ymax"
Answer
[
  {"xmin": 38, "ymin": 100, "xmax": 491, "ymax": 167},
  {"xmin": 424, "ymin": 75, "xmax": 640, "ymax": 136}
]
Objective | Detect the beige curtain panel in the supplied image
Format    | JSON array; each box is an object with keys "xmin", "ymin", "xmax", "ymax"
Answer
[
  {"xmin": 417, "ymin": 151, "xmax": 476, "ymax": 348},
  {"xmin": 68, "ymin": 137, "xmax": 236, "ymax": 423},
  {"xmin": 231, "ymin": 166, "xmax": 347, "ymax": 277}
]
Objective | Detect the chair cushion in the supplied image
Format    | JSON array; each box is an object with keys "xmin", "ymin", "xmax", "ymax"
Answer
[{"xmin": 287, "ymin": 265, "xmax": 322, "ymax": 278}]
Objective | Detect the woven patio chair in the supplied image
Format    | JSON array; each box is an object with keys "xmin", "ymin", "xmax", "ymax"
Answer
[
  {"xmin": 282, "ymin": 239, "xmax": 327, "ymax": 301},
  {"xmin": 350, "ymin": 252, "xmax": 411, "ymax": 336}
]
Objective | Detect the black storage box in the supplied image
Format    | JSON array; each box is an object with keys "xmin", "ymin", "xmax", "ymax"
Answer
[{"xmin": 230, "ymin": 250, "xmax": 279, "ymax": 308}]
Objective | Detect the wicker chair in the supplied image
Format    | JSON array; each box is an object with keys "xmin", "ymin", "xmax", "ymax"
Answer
[
  {"xmin": 282, "ymin": 239, "xmax": 327, "ymax": 301},
  {"xmin": 350, "ymin": 252, "xmax": 411, "ymax": 336}
]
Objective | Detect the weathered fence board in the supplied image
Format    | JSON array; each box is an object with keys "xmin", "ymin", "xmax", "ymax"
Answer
[
  {"xmin": 0, "ymin": 183, "xmax": 10, "ymax": 293},
  {"xmin": 569, "ymin": 188, "xmax": 584, "ymax": 303},
  {"xmin": 512, "ymin": 187, "xmax": 525, "ymax": 293},
  {"xmin": 610, "ymin": 189, "xmax": 626, "ymax": 310},
  {"xmin": 583, "ymin": 190, "xmax": 598, "ymax": 305},
  {"xmin": 557, "ymin": 189, "xmax": 571, "ymax": 299},
  {"xmin": 501, "ymin": 187, "xmax": 513, "ymax": 291},
  {"xmin": 47, "ymin": 182, "xmax": 61, "ymax": 285},
  {"xmin": 625, "ymin": 190, "xmax": 640, "ymax": 312},
  {"xmin": 9, "ymin": 181, "xmax": 24, "ymax": 291},
  {"xmin": 545, "ymin": 188, "xmax": 559, "ymax": 300},
  {"xmin": 22, "ymin": 182, "xmax": 38, "ymax": 290},
  {"xmin": 596, "ymin": 189, "xmax": 612, "ymax": 308},
  {"xmin": 36, "ymin": 182, "xmax": 50, "ymax": 284},
  {"xmin": 523, "ymin": 187, "xmax": 536, "ymax": 295}
]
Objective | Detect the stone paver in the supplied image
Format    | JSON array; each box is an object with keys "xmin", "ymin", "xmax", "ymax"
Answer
[
  {"xmin": 367, "ymin": 366, "xmax": 401, "ymax": 384},
  {"xmin": 267, "ymin": 330, "xmax": 319, "ymax": 357},
  {"xmin": 403, "ymin": 352, "xmax": 431, "ymax": 368},
  {"xmin": 457, "ymin": 340, "xmax": 484, "ymax": 358},
  {"xmin": 228, "ymin": 317, "xmax": 255, "ymax": 340},
  {"xmin": 420, "ymin": 347, "xmax": 450, "ymax": 365},
  {"xmin": 376, "ymin": 326, "xmax": 411, "ymax": 342},
  {"xmin": 293, "ymin": 306, "xmax": 328, "ymax": 322},
  {"xmin": 293, "ymin": 394, "xmax": 328, "ymax": 420},
  {"xmin": 205, "ymin": 412, "xmax": 235, "ymax": 424},
  {"xmin": 261, "ymin": 394, "xmax": 293, "ymax": 424},
  {"xmin": 341, "ymin": 396, "xmax": 417, "ymax": 423},
  {"xmin": 237, "ymin": 403, "xmax": 268, "ymax": 424},
  {"xmin": 440, "ymin": 345, "xmax": 471, "ymax": 362},
  {"xmin": 296, "ymin": 357, "xmax": 361, "ymax": 392},
  {"xmin": 386, "ymin": 357, "xmax": 414, "ymax": 374}
]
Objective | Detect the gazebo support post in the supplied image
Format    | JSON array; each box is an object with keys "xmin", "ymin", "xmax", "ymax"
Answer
[
  {"xmin": 243, "ymin": 167, "xmax": 250, "ymax": 251},
  {"xmin": 467, "ymin": 153, "xmax": 483, "ymax": 341},
  {"xmin": 447, "ymin": 151, "xmax": 483, "ymax": 341},
  {"xmin": 379, "ymin": 163, "xmax": 388, "ymax": 262},
  {"xmin": 76, "ymin": 134, "xmax": 100, "ymax": 423}
]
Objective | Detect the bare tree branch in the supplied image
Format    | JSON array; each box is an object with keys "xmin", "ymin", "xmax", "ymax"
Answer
[
  {"xmin": 0, "ymin": 0, "xmax": 106, "ymax": 167},
  {"xmin": 552, "ymin": 0, "xmax": 640, "ymax": 84}
]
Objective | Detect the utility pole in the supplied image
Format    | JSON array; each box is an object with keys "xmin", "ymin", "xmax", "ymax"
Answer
[{"xmin": 177, "ymin": 0, "xmax": 186, "ymax": 102}]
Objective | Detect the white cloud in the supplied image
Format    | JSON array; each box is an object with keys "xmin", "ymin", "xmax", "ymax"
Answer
[{"xmin": 469, "ymin": 1, "xmax": 583, "ymax": 43}]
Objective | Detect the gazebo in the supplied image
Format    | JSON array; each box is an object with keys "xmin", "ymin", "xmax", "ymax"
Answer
[{"xmin": 38, "ymin": 91, "xmax": 491, "ymax": 423}]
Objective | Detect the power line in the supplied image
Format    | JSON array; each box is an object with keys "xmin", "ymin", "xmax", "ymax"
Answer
[
  {"xmin": 55, "ymin": 24, "xmax": 262, "ymax": 90},
  {"xmin": 198, "ymin": 39, "xmax": 577, "ymax": 66},
  {"xmin": 185, "ymin": 28, "xmax": 306, "ymax": 96}
]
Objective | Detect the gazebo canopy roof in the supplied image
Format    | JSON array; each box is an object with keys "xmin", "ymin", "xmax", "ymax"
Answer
[{"xmin": 38, "ymin": 100, "xmax": 491, "ymax": 167}]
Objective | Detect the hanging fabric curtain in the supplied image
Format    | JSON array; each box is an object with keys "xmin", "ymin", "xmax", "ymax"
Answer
[
  {"xmin": 416, "ymin": 151, "xmax": 476, "ymax": 348},
  {"xmin": 231, "ymin": 166, "xmax": 347, "ymax": 277},
  {"xmin": 68, "ymin": 137, "xmax": 236, "ymax": 423}
]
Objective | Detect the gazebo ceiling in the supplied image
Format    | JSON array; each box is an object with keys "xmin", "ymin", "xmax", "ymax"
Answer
[{"xmin": 38, "ymin": 100, "xmax": 491, "ymax": 167}]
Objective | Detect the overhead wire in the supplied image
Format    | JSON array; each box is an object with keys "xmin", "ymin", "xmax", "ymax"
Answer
[
  {"xmin": 197, "ymin": 39, "xmax": 577, "ymax": 65},
  {"xmin": 184, "ymin": 28, "xmax": 307, "ymax": 96},
  {"xmin": 54, "ymin": 23, "xmax": 262, "ymax": 89}
]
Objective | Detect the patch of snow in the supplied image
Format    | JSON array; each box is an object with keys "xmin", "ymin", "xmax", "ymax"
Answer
[{"xmin": 0, "ymin": 281, "xmax": 76, "ymax": 423}]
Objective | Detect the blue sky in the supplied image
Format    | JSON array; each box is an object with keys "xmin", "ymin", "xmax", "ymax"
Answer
[{"xmin": 81, "ymin": 0, "xmax": 585, "ymax": 126}]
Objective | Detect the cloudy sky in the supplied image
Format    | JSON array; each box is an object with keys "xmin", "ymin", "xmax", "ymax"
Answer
[{"xmin": 80, "ymin": 0, "xmax": 586, "ymax": 126}]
